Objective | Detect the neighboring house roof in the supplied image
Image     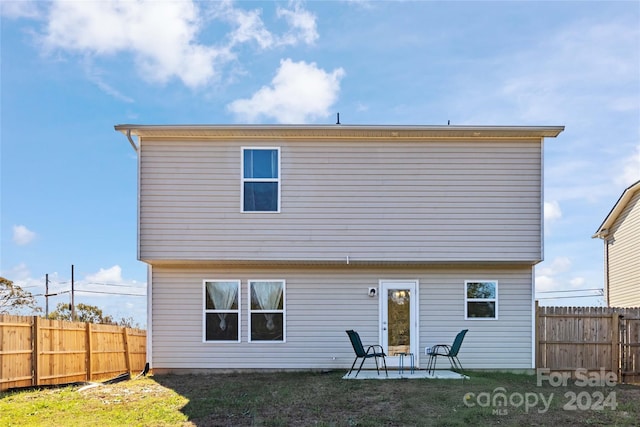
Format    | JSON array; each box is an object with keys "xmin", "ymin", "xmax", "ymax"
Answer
[
  {"xmin": 114, "ymin": 124, "xmax": 565, "ymax": 151},
  {"xmin": 593, "ymin": 180, "xmax": 640, "ymax": 239}
]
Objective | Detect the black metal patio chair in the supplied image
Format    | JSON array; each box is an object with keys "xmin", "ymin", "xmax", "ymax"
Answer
[
  {"xmin": 426, "ymin": 329, "xmax": 468, "ymax": 375},
  {"xmin": 345, "ymin": 330, "xmax": 388, "ymax": 377}
]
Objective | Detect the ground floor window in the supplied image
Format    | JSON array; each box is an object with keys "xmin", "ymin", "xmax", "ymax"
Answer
[
  {"xmin": 204, "ymin": 280, "xmax": 240, "ymax": 342},
  {"xmin": 465, "ymin": 280, "xmax": 498, "ymax": 319},
  {"xmin": 249, "ymin": 280, "xmax": 285, "ymax": 342}
]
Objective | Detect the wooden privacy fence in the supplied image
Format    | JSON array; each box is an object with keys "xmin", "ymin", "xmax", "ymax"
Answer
[
  {"xmin": 0, "ymin": 314, "xmax": 146, "ymax": 391},
  {"xmin": 536, "ymin": 305, "xmax": 640, "ymax": 384}
]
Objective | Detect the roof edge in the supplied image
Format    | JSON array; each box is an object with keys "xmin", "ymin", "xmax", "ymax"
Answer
[
  {"xmin": 114, "ymin": 124, "xmax": 565, "ymax": 139},
  {"xmin": 593, "ymin": 180, "xmax": 640, "ymax": 238}
]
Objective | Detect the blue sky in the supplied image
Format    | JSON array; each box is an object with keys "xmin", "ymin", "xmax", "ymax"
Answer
[{"xmin": 1, "ymin": 1, "xmax": 638, "ymax": 327}]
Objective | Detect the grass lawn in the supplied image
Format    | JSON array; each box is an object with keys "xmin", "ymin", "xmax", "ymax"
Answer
[{"xmin": 1, "ymin": 371, "xmax": 638, "ymax": 426}]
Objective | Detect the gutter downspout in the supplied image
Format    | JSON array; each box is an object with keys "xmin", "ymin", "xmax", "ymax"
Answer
[
  {"xmin": 126, "ymin": 129, "xmax": 139, "ymax": 152},
  {"xmin": 146, "ymin": 264, "xmax": 152, "ymax": 371},
  {"xmin": 603, "ymin": 237, "xmax": 611, "ymax": 306},
  {"xmin": 592, "ymin": 230, "xmax": 611, "ymax": 306},
  {"xmin": 117, "ymin": 126, "xmax": 146, "ymax": 363}
]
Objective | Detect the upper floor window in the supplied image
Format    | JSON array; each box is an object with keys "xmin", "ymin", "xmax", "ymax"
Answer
[
  {"xmin": 242, "ymin": 148, "xmax": 280, "ymax": 212},
  {"xmin": 465, "ymin": 280, "xmax": 498, "ymax": 319}
]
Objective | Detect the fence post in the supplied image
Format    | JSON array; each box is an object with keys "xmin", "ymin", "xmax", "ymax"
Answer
[
  {"xmin": 32, "ymin": 316, "xmax": 40, "ymax": 387},
  {"xmin": 86, "ymin": 322, "xmax": 93, "ymax": 382},
  {"xmin": 612, "ymin": 313, "xmax": 620, "ymax": 381},
  {"xmin": 123, "ymin": 327, "xmax": 131, "ymax": 375}
]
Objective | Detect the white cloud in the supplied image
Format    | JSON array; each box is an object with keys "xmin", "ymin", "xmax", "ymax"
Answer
[
  {"xmin": 12, "ymin": 225, "xmax": 36, "ymax": 245},
  {"xmin": 535, "ymin": 275, "xmax": 555, "ymax": 292},
  {"xmin": 276, "ymin": 1, "xmax": 318, "ymax": 46},
  {"xmin": 228, "ymin": 59, "xmax": 345, "ymax": 123},
  {"xmin": 535, "ymin": 258, "xmax": 601, "ymax": 305},
  {"xmin": 535, "ymin": 256, "xmax": 572, "ymax": 292},
  {"xmin": 85, "ymin": 265, "xmax": 124, "ymax": 284},
  {"xmin": 217, "ymin": 1, "xmax": 275, "ymax": 49},
  {"xmin": 356, "ymin": 102, "xmax": 369, "ymax": 112},
  {"xmin": 543, "ymin": 201, "xmax": 562, "ymax": 236},
  {"xmin": 41, "ymin": 0, "xmax": 228, "ymax": 88},
  {"xmin": 0, "ymin": 0, "xmax": 42, "ymax": 19},
  {"xmin": 452, "ymin": 17, "xmax": 638, "ymax": 130},
  {"xmin": 79, "ymin": 266, "xmax": 146, "ymax": 325},
  {"xmin": 84, "ymin": 61, "xmax": 135, "ymax": 103},
  {"xmin": 2, "ymin": 262, "xmax": 32, "ymax": 282},
  {"xmin": 569, "ymin": 277, "xmax": 585, "ymax": 288},
  {"xmin": 217, "ymin": 0, "xmax": 318, "ymax": 49},
  {"xmin": 544, "ymin": 200, "xmax": 562, "ymax": 222},
  {"xmin": 538, "ymin": 256, "xmax": 572, "ymax": 277},
  {"xmin": 34, "ymin": 1, "xmax": 320, "ymax": 92},
  {"xmin": 615, "ymin": 144, "xmax": 640, "ymax": 187}
]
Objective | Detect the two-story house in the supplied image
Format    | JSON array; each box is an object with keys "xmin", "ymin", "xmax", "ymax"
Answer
[
  {"xmin": 115, "ymin": 124, "xmax": 563, "ymax": 373},
  {"xmin": 593, "ymin": 180, "xmax": 640, "ymax": 307}
]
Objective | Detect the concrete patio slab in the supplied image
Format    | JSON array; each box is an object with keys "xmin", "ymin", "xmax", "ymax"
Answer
[{"xmin": 342, "ymin": 370, "xmax": 468, "ymax": 380}]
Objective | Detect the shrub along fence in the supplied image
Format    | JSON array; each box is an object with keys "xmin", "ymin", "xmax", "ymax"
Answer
[
  {"xmin": 536, "ymin": 304, "xmax": 640, "ymax": 384},
  {"xmin": 0, "ymin": 314, "xmax": 146, "ymax": 391}
]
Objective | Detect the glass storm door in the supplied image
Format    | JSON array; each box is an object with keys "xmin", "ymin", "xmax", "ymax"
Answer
[{"xmin": 380, "ymin": 281, "xmax": 418, "ymax": 368}]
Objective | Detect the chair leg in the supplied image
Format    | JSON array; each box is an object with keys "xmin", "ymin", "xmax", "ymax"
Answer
[
  {"xmin": 348, "ymin": 356, "xmax": 389, "ymax": 378},
  {"xmin": 347, "ymin": 357, "xmax": 359, "ymax": 376},
  {"xmin": 427, "ymin": 354, "xmax": 437, "ymax": 374},
  {"xmin": 355, "ymin": 357, "xmax": 367, "ymax": 377},
  {"xmin": 450, "ymin": 356, "xmax": 465, "ymax": 375},
  {"xmin": 447, "ymin": 355, "xmax": 457, "ymax": 371}
]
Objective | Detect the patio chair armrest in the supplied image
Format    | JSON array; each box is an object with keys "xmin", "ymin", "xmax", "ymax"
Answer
[
  {"xmin": 429, "ymin": 344, "xmax": 451, "ymax": 356},
  {"xmin": 425, "ymin": 344, "xmax": 445, "ymax": 354},
  {"xmin": 366, "ymin": 345, "xmax": 386, "ymax": 357}
]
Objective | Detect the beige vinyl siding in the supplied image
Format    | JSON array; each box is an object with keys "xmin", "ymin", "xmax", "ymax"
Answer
[
  {"xmin": 139, "ymin": 138, "xmax": 543, "ymax": 263},
  {"xmin": 150, "ymin": 264, "xmax": 533, "ymax": 371},
  {"xmin": 423, "ymin": 271, "xmax": 533, "ymax": 369},
  {"xmin": 608, "ymin": 189, "xmax": 640, "ymax": 307}
]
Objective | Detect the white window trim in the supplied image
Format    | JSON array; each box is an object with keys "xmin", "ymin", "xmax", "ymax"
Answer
[
  {"xmin": 248, "ymin": 279, "xmax": 286, "ymax": 343},
  {"xmin": 203, "ymin": 280, "xmax": 241, "ymax": 343},
  {"xmin": 464, "ymin": 280, "xmax": 498, "ymax": 320},
  {"xmin": 241, "ymin": 147, "xmax": 281, "ymax": 213}
]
